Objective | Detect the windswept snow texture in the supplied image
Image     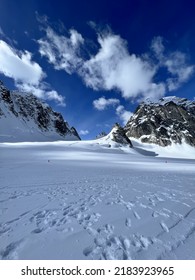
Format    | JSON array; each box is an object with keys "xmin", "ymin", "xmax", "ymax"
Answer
[{"xmin": 0, "ymin": 140, "xmax": 195, "ymax": 260}]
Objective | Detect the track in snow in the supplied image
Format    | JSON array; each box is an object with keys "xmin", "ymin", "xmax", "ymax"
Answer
[{"xmin": 0, "ymin": 143, "xmax": 195, "ymax": 259}]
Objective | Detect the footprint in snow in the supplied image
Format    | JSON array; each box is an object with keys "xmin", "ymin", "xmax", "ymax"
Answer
[
  {"xmin": 125, "ymin": 218, "xmax": 131, "ymax": 228},
  {"xmin": 83, "ymin": 235, "xmax": 131, "ymax": 260},
  {"xmin": 0, "ymin": 224, "xmax": 11, "ymax": 236},
  {"xmin": 133, "ymin": 211, "xmax": 141, "ymax": 220},
  {"xmin": 131, "ymin": 234, "xmax": 151, "ymax": 249},
  {"xmin": 0, "ymin": 239, "xmax": 26, "ymax": 260},
  {"xmin": 160, "ymin": 221, "xmax": 169, "ymax": 233},
  {"xmin": 152, "ymin": 211, "xmax": 159, "ymax": 218}
]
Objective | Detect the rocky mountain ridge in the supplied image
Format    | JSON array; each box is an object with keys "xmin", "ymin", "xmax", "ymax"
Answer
[
  {"xmin": 109, "ymin": 123, "xmax": 133, "ymax": 147},
  {"xmin": 124, "ymin": 96, "xmax": 195, "ymax": 147},
  {"xmin": 95, "ymin": 123, "xmax": 133, "ymax": 148},
  {"xmin": 0, "ymin": 81, "xmax": 80, "ymax": 142},
  {"xmin": 1, "ymin": 80, "xmax": 194, "ymax": 147}
]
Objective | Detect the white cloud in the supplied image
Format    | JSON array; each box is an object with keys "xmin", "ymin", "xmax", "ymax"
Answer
[
  {"xmin": 0, "ymin": 39, "xmax": 65, "ymax": 105},
  {"xmin": 70, "ymin": 29, "xmax": 84, "ymax": 46},
  {"xmin": 141, "ymin": 82, "xmax": 166, "ymax": 101},
  {"xmin": 17, "ymin": 83, "xmax": 66, "ymax": 106},
  {"xmin": 79, "ymin": 129, "xmax": 89, "ymax": 135},
  {"xmin": 16, "ymin": 83, "xmax": 45, "ymax": 98},
  {"xmin": 93, "ymin": 96, "xmax": 120, "ymax": 110},
  {"xmin": 81, "ymin": 33, "xmax": 158, "ymax": 100},
  {"xmin": 0, "ymin": 40, "xmax": 44, "ymax": 85},
  {"xmin": 45, "ymin": 90, "xmax": 65, "ymax": 106},
  {"xmin": 38, "ymin": 27, "xmax": 164, "ymax": 101},
  {"xmin": 93, "ymin": 96, "xmax": 133, "ymax": 126},
  {"xmin": 151, "ymin": 36, "xmax": 164, "ymax": 59},
  {"xmin": 116, "ymin": 105, "xmax": 133, "ymax": 125},
  {"xmin": 151, "ymin": 37, "xmax": 194, "ymax": 91},
  {"xmin": 38, "ymin": 27, "xmax": 84, "ymax": 74},
  {"xmin": 0, "ymin": 26, "xmax": 4, "ymax": 36},
  {"xmin": 37, "ymin": 24, "xmax": 194, "ymax": 103},
  {"xmin": 165, "ymin": 52, "xmax": 194, "ymax": 90}
]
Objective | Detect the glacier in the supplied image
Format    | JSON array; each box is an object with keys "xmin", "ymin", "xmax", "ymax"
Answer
[{"xmin": 0, "ymin": 138, "xmax": 195, "ymax": 260}]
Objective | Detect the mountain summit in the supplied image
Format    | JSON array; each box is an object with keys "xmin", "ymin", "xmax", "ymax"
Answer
[
  {"xmin": 97, "ymin": 123, "xmax": 133, "ymax": 148},
  {"xmin": 124, "ymin": 96, "xmax": 195, "ymax": 147},
  {"xmin": 0, "ymin": 81, "xmax": 80, "ymax": 142}
]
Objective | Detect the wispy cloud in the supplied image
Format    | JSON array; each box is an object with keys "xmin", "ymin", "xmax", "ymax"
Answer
[
  {"xmin": 93, "ymin": 96, "xmax": 132, "ymax": 124},
  {"xmin": 45, "ymin": 90, "xmax": 65, "ymax": 106},
  {"xmin": 116, "ymin": 105, "xmax": 133, "ymax": 125},
  {"xmin": 79, "ymin": 129, "xmax": 89, "ymax": 135},
  {"xmin": 17, "ymin": 82, "xmax": 65, "ymax": 106},
  {"xmin": 93, "ymin": 96, "xmax": 120, "ymax": 110},
  {"xmin": 0, "ymin": 39, "xmax": 65, "ymax": 105},
  {"xmin": 0, "ymin": 26, "xmax": 4, "ymax": 36},
  {"xmin": 38, "ymin": 27, "xmax": 84, "ymax": 74},
  {"xmin": 0, "ymin": 26, "xmax": 18, "ymax": 47},
  {"xmin": 151, "ymin": 36, "xmax": 194, "ymax": 91},
  {"xmin": 38, "ymin": 23, "xmax": 193, "ymax": 103},
  {"xmin": 151, "ymin": 36, "xmax": 165, "ymax": 59},
  {"xmin": 38, "ymin": 27, "xmax": 161, "ymax": 100},
  {"xmin": 37, "ymin": 22, "xmax": 194, "ymax": 124}
]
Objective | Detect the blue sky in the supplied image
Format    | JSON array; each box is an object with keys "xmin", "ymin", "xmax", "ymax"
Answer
[{"xmin": 0, "ymin": 0, "xmax": 195, "ymax": 139}]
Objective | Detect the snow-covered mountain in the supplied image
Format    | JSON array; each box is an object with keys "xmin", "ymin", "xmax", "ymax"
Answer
[
  {"xmin": 0, "ymin": 81, "xmax": 80, "ymax": 142},
  {"xmin": 100, "ymin": 123, "xmax": 133, "ymax": 147},
  {"xmin": 95, "ymin": 124, "xmax": 133, "ymax": 148},
  {"xmin": 125, "ymin": 96, "xmax": 195, "ymax": 147}
]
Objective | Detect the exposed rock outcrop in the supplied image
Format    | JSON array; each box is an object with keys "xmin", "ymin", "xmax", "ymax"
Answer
[
  {"xmin": 124, "ymin": 96, "xmax": 195, "ymax": 147},
  {"xmin": 0, "ymin": 81, "xmax": 80, "ymax": 142}
]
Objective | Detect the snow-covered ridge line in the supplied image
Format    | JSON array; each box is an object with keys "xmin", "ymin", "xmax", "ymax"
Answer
[{"xmin": 144, "ymin": 95, "xmax": 195, "ymax": 108}]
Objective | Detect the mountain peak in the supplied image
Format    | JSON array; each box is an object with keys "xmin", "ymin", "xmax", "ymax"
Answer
[
  {"xmin": 0, "ymin": 81, "xmax": 80, "ymax": 142},
  {"xmin": 105, "ymin": 123, "xmax": 133, "ymax": 147},
  {"xmin": 143, "ymin": 95, "xmax": 195, "ymax": 109},
  {"xmin": 125, "ymin": 96, "xmax": 195, "ymax": 147}
]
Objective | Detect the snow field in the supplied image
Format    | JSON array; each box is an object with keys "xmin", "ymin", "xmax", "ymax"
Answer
[{"xmin": 0, "ymin": 141, "xmax": 195, "ymax": 259}]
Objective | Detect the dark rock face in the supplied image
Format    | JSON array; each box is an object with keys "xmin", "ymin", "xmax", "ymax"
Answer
[
  {"xmin": 112, "ymin": 123, "xmax": 133, "ymax": 147},
  {"xmin": 70, "ymin": 127, "xmax": 81, "ymax": 139},
  {"xmin": 0, "ymin": 80, "xmax": 80, "ymax": 141},
  {"xmin": 0, "ymin": 81, "xmax": 18, "ymax": 117},
  {"xmin": 124, "ymin": 97, "xmax": 195, "ymax": 147}
]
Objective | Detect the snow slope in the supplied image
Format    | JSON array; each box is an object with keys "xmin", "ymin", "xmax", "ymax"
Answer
[
  {"xmin": 0, "ymin": 140, "xmax": 195, "ymax": 260},
  {"xmin": 131, "ymin": 138, "xmax": 195, "ymax": 159},
  {"xmin": 0, "ymin": 109, "xmax": 78, "ymax": 142},
  {"xmin": 0, "ymin": 83, "xmax": 80, "ymax": 142}
]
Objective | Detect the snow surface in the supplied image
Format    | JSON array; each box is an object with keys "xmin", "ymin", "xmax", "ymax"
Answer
[
  {"xmin": 0, "ymin": 111, "xmax": 78, "ymax": 142},
  {"xmin": 0, "ymin": 111, "xmax": 74, "ymax": 142},
  {"xmin": 0, "ymin": 139, "xmax": 195, "ymax": 260}
]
